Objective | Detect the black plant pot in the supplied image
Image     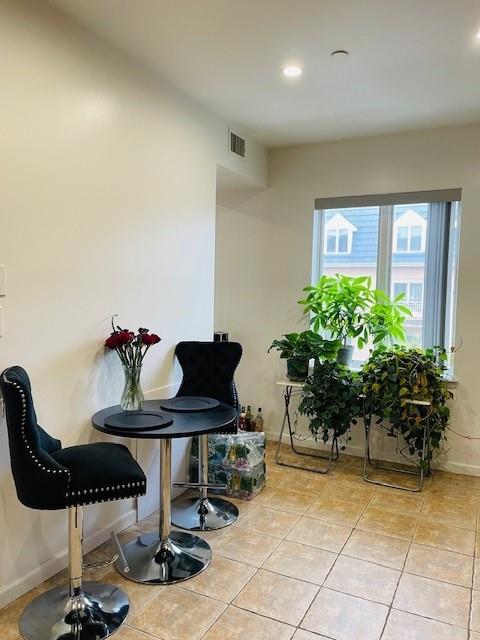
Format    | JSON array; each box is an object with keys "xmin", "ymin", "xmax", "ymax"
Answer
[{"xmin": 286, "ymin": 358, "xmax": 309, "ymax": 382}]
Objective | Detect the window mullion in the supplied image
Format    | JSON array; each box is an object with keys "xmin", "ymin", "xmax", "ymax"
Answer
[
  {"xmin": 312, "ymin": 209, "xmax": 324, "ymax": 285},
  {"xmin": 377, "ymin": 205, "xmax": 393, "ymax": 293}
]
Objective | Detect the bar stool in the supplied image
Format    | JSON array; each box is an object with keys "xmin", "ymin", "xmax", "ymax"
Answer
[
  {"xmin": 1, "ymin": 366, "xmax": 147, "ymax": 640},
  {"xmin": 171, "ymin": 341, "xmax": 242, "ymax": 531}
]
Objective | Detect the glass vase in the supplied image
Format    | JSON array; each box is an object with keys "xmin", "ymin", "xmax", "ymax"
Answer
[{"xmin": 121, "ymin": 364, "xmax": 144, "ymax": 411}]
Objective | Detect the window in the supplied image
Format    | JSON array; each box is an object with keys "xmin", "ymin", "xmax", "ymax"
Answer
[
  {"xmin": 324, "ymin": 213, "xmax": 357, "ymax": 254},
  {"xmin": 312, "ymin": 191, "xmax": 461, "ymax": 366},
  {"xmin": 393, "ymin": 209, "xmax": 426, "ymax": 253}
]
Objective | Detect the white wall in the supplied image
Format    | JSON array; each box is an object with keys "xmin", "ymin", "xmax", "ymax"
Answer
[
  {"xmin": 0, "ymin": 0, "xmax": 266, "ymax": 606},
  {"xmin": 216, "ymin": 124, "xmax": 480, "ymax": 476}
]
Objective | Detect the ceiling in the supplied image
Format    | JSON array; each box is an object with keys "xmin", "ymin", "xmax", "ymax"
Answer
[{"xmin": 51, "ymin": 0, "xmax": 480, "ymax": 147}]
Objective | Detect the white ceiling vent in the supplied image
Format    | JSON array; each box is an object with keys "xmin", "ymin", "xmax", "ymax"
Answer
[{"xmin": 229, "ymin": 129, "xmax": 246, "ymax": 158}]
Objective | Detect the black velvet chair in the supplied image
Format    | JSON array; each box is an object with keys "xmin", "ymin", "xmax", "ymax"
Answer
[
  {"xmin": 1, "ymin": 366, "xmax": 147, "ymax": 640},
  {"xmin": 170, "ymin": 341, "xmax": 242, "ymax": 531}
]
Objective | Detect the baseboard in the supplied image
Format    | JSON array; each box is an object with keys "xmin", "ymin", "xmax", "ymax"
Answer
[
  {"xmin": 0, "ymin": 508, "xmax": 136, "ymax": 609},
  {"xmin": 265, "ymin": 429, "xmax": 480, "ymax": 478}
]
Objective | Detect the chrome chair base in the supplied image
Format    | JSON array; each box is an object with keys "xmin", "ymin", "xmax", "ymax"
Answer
[
  {"xmin": 19, "ymin": 581, "xmax": 129, "ymax": 640},
  {"xmin": 171, "ymin": 495, "xmax": 239, "ymax": 531},
  {"xmin": 116, "ymin": 530, "xmax": 211, "ymax": 584}
]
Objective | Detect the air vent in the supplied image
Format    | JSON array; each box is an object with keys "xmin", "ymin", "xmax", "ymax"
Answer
[{"xmin": 230, "ymin": 131, "xmax": 246, "ymax": 158}]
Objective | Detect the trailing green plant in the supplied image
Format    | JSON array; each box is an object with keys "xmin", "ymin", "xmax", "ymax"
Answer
[
  {"xmin": 298, "ymin": 274, "xmax": 411, "ymax": 348},
  {"xmin": 298, "ymin": 361, "xmax": 362, "ymax": 447},
  {"xmin": 361, "ymin": 345, "xmax": 453, "ymax": 471}
]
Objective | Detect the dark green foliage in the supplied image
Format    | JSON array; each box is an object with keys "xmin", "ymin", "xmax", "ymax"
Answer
[
  {"xmin": 361, "ymin": 346, "xmax": 453, "ymax": 470},
  {"xmin": 298, "ymin": 361, "xmax": 361, "ymax": 446}
]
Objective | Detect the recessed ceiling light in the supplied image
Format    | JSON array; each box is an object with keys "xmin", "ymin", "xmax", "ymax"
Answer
[
  {"xmin": 331, "ymin": 49, "xmax": 349, "ymax": 57},
  {"xmin": 282, "ymin": 65, "xmax": 303, "ymax": 77},
  {"xmin": 476, "ymin": 31, "xmax": 480, "ymax": 39}
]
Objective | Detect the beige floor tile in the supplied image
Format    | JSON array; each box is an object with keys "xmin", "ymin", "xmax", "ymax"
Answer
[
  {"xmin": 178, "ymin": 555, "xmax": 256, "ymax": 603},
  {"xmin": 233, "ymin": 569, "xmax": 318, "ymax": 626},
  {"xmin": 275, "ymin": 469, "xmax": 330, "ymax": 495},
  {"xmin": 235, "ymin": 505, "xmax": 300, "ymax": 538},
  {"xmin": 471, "ymin": 590, "xmax": 480, "ymax": 631},
  {"xmin": 203, "ymin": 605, "xmax": 295, "ymax": 640},
  {"xmin": 292, "ymin": 631, "xmax": 331, "ymax": 640},
  {"xmin": 421, "ymin": 498, "xmax": 477, "ymax": 530},
  {"xmin": 287, "ymin": 516, "xmax": 352, "ymax": 553},
  {"xmin": 301, "ymin": 587, "xmax": 388, "ymax": 640},
  {"xmin": 356, "ymin": 507, "xmax": 417, "ymax": 540},
  {"xmin": 431, "ymin": 471, "xmax": 480, "ymax": 495},
  {"xmin": 114, "ymin": 627, "xmax": 161, "ymax": 640},
  {"xmin": 307, "ymin": 495, "xmax": 366, "ymax": 527},
  {"xmin": 472, "ymin": 633, "xmax": 480, "ymax": 640},
  {"xmin": 382, "ymin": 609, "xmax": 468, "ymax": 640},
  {"xmin": 260, "ymin": 489, "xmax": 315, "ymax": 515},
  {"xmin": 342, "ymin": 529, "xmax": 409, "ymax": 570},
  {"xmin": 101, "ymin": 567, "xmax": 161, "ymax": 619},
  {"xmin": 129, "ymin": 586, "xmax": 226, "ymax": 640},
  {"xmin": 0, "ymin": 587, "xmax": 44, "ymax": 640},
  {"xmin": 393, "ymin": 572, "xmax": 470, "ymax": 627},
  {"xmin": 474, "ymin": 558, "xmax": 480, "ymax": 590},
  {"xmin": 368, "ymin": 491, "xmax": 423, "ymax": 515},
  {"xmin": 414, "ymin": 518, "xmax": 476, "ymax": 555},
  {"xmin": 223, "ymin": 496, "xmax": 258, "ymax": 517},
  {"xmin": 263, "ymin": 540, "xmax": 336, "ymax": 585},
  {"xmin": 404, "ymin": 543, "xmax": 473, "ymax": 587},
  {"xmin": 322, "ymin": 481, "xmax": 375, "ymax": 505},
  {"xmin": 266, "ymin": 466, "xmax": 289, "ymax": 489},
  {"xmin": 324, "ymin": 555, "xmax": 400, "ymax": 605},
  {"xmin": 213, "ymin": 527, "xmax": 280, "ymax": 567}
]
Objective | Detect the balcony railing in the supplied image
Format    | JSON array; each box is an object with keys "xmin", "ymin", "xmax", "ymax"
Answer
[{"xmin": 403, "ymin": 301, "xmax": 423, "ymax": 316}]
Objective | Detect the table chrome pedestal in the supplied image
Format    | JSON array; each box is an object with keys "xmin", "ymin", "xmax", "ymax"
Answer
[
  {"xmin": 116, "ymin": 439, "xmax": 211, "ymax": 584},
  {"xmin": 171, "ymin": 434, "xmax": 239, "ymax": 531}
]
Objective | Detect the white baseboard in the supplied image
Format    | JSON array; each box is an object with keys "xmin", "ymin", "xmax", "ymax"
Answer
[
  {"xmin": 266, "ymin": 429, "xmax": 480, "ymax": 478},
  {"xmin": 0, "ymin": 509, "xmax": 136, "ymax": 609}
]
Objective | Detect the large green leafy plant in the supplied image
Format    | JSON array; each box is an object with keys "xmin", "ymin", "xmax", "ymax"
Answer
[
  {"xmin": 298, "ymin": 361, "xmax": 361, "ymax": 446},
  {"xmin": 299, "ymin": 274, "xmax": 411, "ymax": 348},
  {"xmin": 361, "ymin": 346, "xmax": 452, "ymax": 471}
]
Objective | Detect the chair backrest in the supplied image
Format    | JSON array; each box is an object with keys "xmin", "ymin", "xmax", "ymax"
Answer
[
  {"xmin": 1, "ymin": 366, "xmax": 66, "ymax": 509},
  {"xmin": 175, "ymin": 341, "xmax": 242, "ymax": 409}
]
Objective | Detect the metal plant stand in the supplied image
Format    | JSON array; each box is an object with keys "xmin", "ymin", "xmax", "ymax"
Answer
[
  {"xmin": 363, "ymin": 398, "xmax": 431, "ymax": 492},
  {"xmin": 275, "ymin": 381, "xmax": 339, "ymax": 474}
]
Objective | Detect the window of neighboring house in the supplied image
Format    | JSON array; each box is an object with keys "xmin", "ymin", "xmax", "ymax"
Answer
[
  {"xmin": 324, "ymin": 212, "xmax": 357, "ymax": 254},
  {"xmin": 312, "ymin": 192, "xmax": 461, "ymax": 369},
  {"xmin": 394, "ymin": 209, "xmax": 427, "ymax": 252}
]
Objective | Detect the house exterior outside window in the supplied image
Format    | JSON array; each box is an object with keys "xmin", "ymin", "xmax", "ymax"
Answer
[{"xmin": 324, "ymin": 213, "xmax": 357, "ymax": 254}]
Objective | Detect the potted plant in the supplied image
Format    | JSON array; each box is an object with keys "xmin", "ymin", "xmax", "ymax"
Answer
[
  {"xmin": 298, "ymin": 360, "xmax": 361, "ymax": 448},
  {"xmin": 298, "ymin": 274, "xmax": 411, "ymax": 365},
  {"xmin": 268, "ymin": 331, "xmax": 340, "ymax": 381},
  {"xmin": 361, "ymin": 345, "xmax": 453, "ymax": 472}
]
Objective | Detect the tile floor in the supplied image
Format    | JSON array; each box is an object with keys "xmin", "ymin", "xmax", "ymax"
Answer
[{"xmin": 3, "ymin": 441, "xmax": 480, "ymax": 640}]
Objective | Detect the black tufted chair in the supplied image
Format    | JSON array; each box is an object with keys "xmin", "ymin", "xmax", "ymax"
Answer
[
  {"xmin": 171, "ymin": 341, "xmax": 242, "ymax": 531},
  {"xmin": 1, "ymin": 366, "xmax": 147, "ymax": 640}
]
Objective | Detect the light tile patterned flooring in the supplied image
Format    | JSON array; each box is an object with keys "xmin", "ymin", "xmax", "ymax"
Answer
[{"xmin": 4, "ymin": 441, "xmax": 480, "ymax": 639}]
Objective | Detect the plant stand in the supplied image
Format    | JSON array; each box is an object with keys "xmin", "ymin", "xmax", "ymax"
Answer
[
  {"xmin": 275, "ymin": 381, "xmax": 339, "ymax": 474},
  {"xmin": 362, "ymin": 398, "xmax": 431, "ymax": 492}
]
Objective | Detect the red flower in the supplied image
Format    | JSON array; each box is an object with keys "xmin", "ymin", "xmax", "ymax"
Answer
[
  {"xmin": 141, "ymin": 333, "xmax": 161, "ymax": 346},
  {"xmin": 105, "ymin": 330, "xmax": 134, "ymax": 349}
]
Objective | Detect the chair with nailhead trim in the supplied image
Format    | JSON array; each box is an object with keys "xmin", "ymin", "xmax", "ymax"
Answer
[
  {"xmin": 0, "ymin": 365, "xmax": 147, "ymax": 640},
  {"xmin": 170, "ymin": 341, "xmax": 242, "ymax": 531}
]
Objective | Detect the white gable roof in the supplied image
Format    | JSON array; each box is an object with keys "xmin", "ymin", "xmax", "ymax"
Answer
[{"xmin": 325, "ymin": 212, "xmax": 358, "ymax": 232}]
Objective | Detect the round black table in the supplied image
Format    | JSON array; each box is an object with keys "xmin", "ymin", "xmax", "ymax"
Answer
[{"xmin": 92, "ymin": 399, "xmax": 237, "ymax": 585}]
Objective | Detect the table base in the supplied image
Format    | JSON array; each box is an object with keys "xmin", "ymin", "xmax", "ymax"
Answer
[
  {"xmin": 171, "ymin": 496, "xmax": 239, "ymax": 531},
  {"xmin": 116, "ymin": 530, "xmax": 211, "ymax": 584}
]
